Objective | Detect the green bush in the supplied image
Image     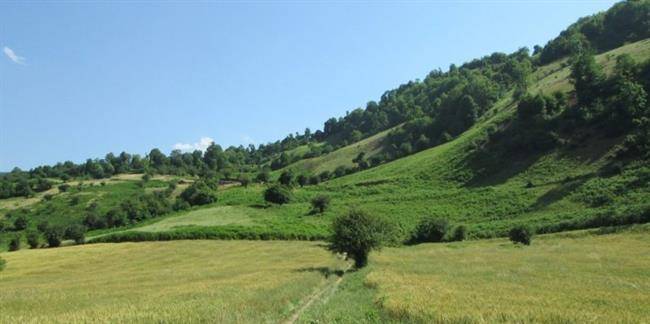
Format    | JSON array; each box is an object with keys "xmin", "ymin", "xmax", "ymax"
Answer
[
  {"xmin": 58, "ymin": 184, "xmax": 70, "ymax": 192},
  {"xmin": 264, "ymin": 185, "xmax": 292, "ymax": 205},
  {"xmin": 308, "ymin": 175, "xmax": 321, "ymax": 185},
  {"xmin": 8, "ymin": 234, "xmax": 21, "ymax": 252},
  {"xmin": 256, "ymin": 171, "xmax": 270, "ymax": 183},
  {"xmin": 13, "ymin": 215, "xmax": 28, "ymax": 231},
  {"xmin": 411, "ymin": 217, "xmax": 449, "ymax": 243},
  {"xmin": 451, "ymin": 225, "xmax": 468, "ymax": 241},
  {"xmin": 45, "ymin": 227, "xmax": 64, "ymax": 247},
  {"xmin": 329, "ymin": 209, "xmax": 393, "ymax": 268},
  {"xmin": 26, "ymin": 230, "xmax": 40, "ymax": 249},
  {"xmin": 64, "ymin": 224, "xmax": 87, "ymax": 244},
  {"xmin": 279, "ymin": 170, "xmax": 293, "ymax": 186},
  {"xmin": 509, "ymin": 225, "xmax": 533, "ymax": 245},
  {"xmin": 180, "ymin": 181, "xmax": 217, "ymax": 206},
  {"xmin": 310, "ymin": 195, "xmax": 331, "ymax": 214},
  {"xmin": 296, "ymin": 174, "xmax": 308, "ymax": 187}
]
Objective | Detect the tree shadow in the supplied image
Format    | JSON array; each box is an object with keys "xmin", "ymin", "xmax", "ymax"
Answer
[
  {"xmin": 464, "ymin": 149, "xmax": 547, "ymax": 188},
  {"xmin": 249, "ymin": 204, "xmax": 269, "ymax": 209},
  {"xmin": 294, "ymin": 266, "xmax": 346, "ymax": 278},
  {"xmin": 530, "ymin": 173, "xmax": 594, "ymax": 209}
]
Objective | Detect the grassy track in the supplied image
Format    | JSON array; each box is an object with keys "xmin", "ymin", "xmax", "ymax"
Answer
[{"xmin": 0, "ymin": 240, "xmax": 347, "ymax": 323}]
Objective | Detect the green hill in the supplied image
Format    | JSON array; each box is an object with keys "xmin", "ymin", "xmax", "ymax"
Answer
[
  {"xmin": 77, "ymin": 38, "xmax": 650, "ymax": 248},
  {"xmin": 2, "ymin": 1, "xmax": 650, "ymax": 322}
]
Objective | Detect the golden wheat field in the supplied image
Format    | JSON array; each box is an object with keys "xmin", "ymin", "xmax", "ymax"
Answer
[
  {"xmin": 0, "ymin": 240, "xmax": 347, "ymax": 323},
  {"xmin": 366, "ymin": 227, "xmax": 650, "ymax": 323}
]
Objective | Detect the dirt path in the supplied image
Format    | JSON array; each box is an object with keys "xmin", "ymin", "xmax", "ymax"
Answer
[{"xmin": 284, "ymin": 264, "xmax": 352, "ymax": 324}]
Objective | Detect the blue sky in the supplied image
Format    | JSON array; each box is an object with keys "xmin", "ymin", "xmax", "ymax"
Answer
[{"xmin": 0, "ymin": 1, "xmax": 617, "ymax": 171}]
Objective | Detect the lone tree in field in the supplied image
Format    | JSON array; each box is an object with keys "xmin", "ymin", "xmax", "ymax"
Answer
[
  {"xmin": 263, "ymin": 185, "xmax": 292, "ymax": 205},
  {"xmin": 329, "ymin": 209, "xmax": 389, "ymax": 268},
  {"xmin": 509, "ymin": 225, "xmax": 533, "ymax": 245},
  {"xmin": 310, "ymin": 195, "xmax": 331, "ymax": 214}
]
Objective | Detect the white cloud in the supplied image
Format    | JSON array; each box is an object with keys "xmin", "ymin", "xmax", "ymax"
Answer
[
  {"xmin": 173, "ymin": 137, "xmax": 214, "ymax": 152},
  {"xmin": 3, "ymin": 46, "xmax": 25, "ymax": 64}
]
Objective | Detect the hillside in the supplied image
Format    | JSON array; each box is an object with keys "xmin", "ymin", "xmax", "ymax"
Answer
[
  {"xmin": 2, "ymin": 1, "xmax": 650, "ymax": 322},
  {"xmin": 82, "ymin": 38, "xmax": 650, "ymax": 245}
]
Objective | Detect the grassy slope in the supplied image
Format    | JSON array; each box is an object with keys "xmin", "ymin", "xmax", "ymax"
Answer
[
  {"xmin": 93, "ymin": 39, "xmax": 650, "ymax": 243},
  {"xmin": 0, "ymin": 240, "xmax": 348, "ymax": 323},
  {"xmin": 276, "ymin": 127, "xmax": 393, "ymax": 176}
]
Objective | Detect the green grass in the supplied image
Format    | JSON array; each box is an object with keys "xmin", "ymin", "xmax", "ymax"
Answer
[
  {"xmin": 364, "ymin": 225, "xmax": 650, "ymax": 323},
  {"xmin": 0, "ymin": 240, "xmax": 348, "ymax": 323},
  {"xmin": 133, "ymin": 205, "xmax": 254, "ymax": 231},
  {"xmin": 277, "ymin": 127, "xmax": 393, "ymax": 176},
  {"xmin": 2, "ymin": 227, "xmax": 649, "ymax": 323}
]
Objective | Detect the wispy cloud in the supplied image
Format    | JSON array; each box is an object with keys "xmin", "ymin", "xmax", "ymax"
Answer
[
  {"xmin": 3, "ymin": 46, "xmax": 26, "ymax": 64},
  {"xmin": 173, "ymin": 137, "xmax": 214, "ymax": 152}
]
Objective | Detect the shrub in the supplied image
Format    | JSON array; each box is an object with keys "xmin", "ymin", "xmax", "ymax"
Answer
[
  {"xmin": 296, "ymin": 174, "xmax": 308, "ymax": 187},
  {"xmin": 308, "ymin": 175, "xmax": 321, "ymax": 185},
  {"xmin": 58, "ymin": 184, "xmax": 70, "ymax": 192},
  {"xmin": 45, "ymin": 227, "xmax": 64, "ymax": 247},
  {"xmin": 334, "ymin": 166, "xmax": 347, "ymax": 178},
  {"xmin": 310, "ymin": 195, "xmax": 331, "ymax": 214},
  {"xmin": 64, "ymin": 224, "xmax": 87, "ymax": 244},
  {"xmin": 180, "ymin": 181, "xmax": 217, "ymax": 206},
  {"xmin": 239, "ymin": 176, "xmax": 251, "ymax": 188},
  {"xmin": 70, "ymin": 196, "xmax": 81, "ymax": 206},
  {"xmin": 279, "ymin": 170, "xmax": 293, "ymax": 186},
  {"xmin": 329, "ymin": 209, "xmax": 392, "ymax": 268},
  {"xmin": 26, "ymin": 230, "xmax": 40, "ymax": 248},
  {"xmin": 451, "ymin": 225, "xmax": 467, "ymax": 241},
  {"xmin": 411, "ymin": 217, "xmax": 449, "ymax": 243},
  {"xmin": 8, "ymin": 234, "xmax": 21, "ymax": 251},
  {"xmin": 319, "ymin": 171, "xmax": 331, "ymax": 181},
  {"xmin": 256, "ymin": 171, "xmax": 270, "ymax": 183},
  {"xmin": 509, "ymin": 225, "xmax": 533, "ymax": 245},
  {"xmin": 264, "ymin": 185, "xmax": 292, "ymax": 205},
  {"xmin": 36, "ymin": 221, "xmax": 50, "ymax": 233},
  {"xmin": 13, "ymin": 215, "xmax": 28, "ymax": 231},
  {"xmin": 173, "ymin": 198, "xmax": 191, "ymax": 211}
]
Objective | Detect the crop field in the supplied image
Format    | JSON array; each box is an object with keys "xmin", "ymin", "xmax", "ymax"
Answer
[
  {"xmin": 365, "ymin": 226, "xmax": 650, "ymax": 323},
  {"xmin": 0, "ymin": 240, "xmax": 348, "ymax": 323}
]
